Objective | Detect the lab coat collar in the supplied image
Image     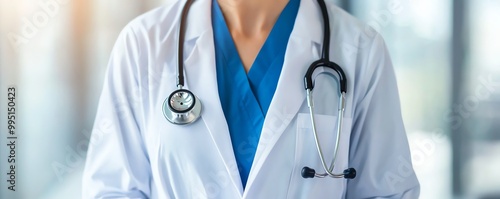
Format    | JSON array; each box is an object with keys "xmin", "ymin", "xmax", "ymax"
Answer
[
  {"xmin": 289, "ymin": 0, "xmax": 323, "ymax": 45},
  {"xmin": 184, "ymin": 0, "xmax": 212, "ymax": 42},
  {"xmin": 183, "ymin": 0, "xmax": 244, "ymax": 196},
  {"xmin": 244, "ymin": 0, "xmax": 324, "ymax": 194}
]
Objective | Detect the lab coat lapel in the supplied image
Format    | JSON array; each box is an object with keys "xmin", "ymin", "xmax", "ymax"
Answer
[
  {"xmin": 245, "ymin": 0, "xmax": 323, "ymax": 193},
  {"xmin": 182, "ymin": 0, "xmax": 244, "ymax": 195}
]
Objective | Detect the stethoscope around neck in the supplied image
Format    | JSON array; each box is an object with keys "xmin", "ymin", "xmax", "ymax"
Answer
[{"xmin": 163, "ymin": 0, "xmax": 356, "ymax": 180}]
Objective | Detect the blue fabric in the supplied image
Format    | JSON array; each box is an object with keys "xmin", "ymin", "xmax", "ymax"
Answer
[{"xmin": 212, "ymin": 0, "xmax": 300, "ymax": 188}]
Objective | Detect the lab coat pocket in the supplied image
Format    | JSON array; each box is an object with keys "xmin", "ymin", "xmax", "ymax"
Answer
[{"xmin": 287, "ymin": 113, "xmax": 353, "ymax": 199}]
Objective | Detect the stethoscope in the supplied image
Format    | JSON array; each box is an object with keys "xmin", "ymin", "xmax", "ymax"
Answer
[{"xmin": 163, "ymin": 0, "xmax": 356, "ymax": 180}]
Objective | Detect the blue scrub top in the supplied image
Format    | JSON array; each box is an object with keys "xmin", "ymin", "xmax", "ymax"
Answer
[{"xmin": 212, "ymin": 0, "xmax": 300, "ymax": 188}]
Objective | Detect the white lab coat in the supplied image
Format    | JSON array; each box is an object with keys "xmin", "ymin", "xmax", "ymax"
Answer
[{"xmin": 82, "ymin": 0, "xmax": 420, "ymax": 198}]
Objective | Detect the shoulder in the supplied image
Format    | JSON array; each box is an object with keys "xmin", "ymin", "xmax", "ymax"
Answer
[
  {"xmin": 118, "ymin": 0, "xmax": 184, "ymax": 44},
  {"xmin": 105, "ymin": 1, "xmax": 186, "ymax": 82},
  {"xmin": 322, "ymin": 1, "xmax": 388, "ymax": 69},
  {"xmin": 326, "ymin": 3, "xmax": 373, "ymax": 36},
  {"xmin": 108, "ymin": 0, "xmax": 187, "ymax": 71},
  {"xmin": 324, "ymin": 1, "xmax": 385, "ymax": 48}
]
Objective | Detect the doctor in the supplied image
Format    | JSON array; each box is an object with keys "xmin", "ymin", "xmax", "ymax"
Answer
[{"xmin": 82, "ymin": 0, "xmax": 420, "ymax": 197}]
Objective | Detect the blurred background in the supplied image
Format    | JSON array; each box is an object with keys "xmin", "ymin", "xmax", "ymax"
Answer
[{"xmin": 0, "ymin": 0, "xmax": 499, "ymax": 198}]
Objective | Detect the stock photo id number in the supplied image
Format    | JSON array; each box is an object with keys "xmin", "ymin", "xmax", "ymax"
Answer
[{"xmin": 6, "ymin": 86, "xmax": 17, "ymax": 191}]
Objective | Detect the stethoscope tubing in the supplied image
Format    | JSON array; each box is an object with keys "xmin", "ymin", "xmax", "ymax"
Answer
[{"xmin": 176, "ymin": 0, "xmax": 195, "ymax": 88}]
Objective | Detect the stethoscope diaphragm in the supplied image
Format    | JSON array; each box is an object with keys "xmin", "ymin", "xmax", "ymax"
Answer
[{"xmin": 163, "ymin": 89, "xmax": 202, "ymax": 125}]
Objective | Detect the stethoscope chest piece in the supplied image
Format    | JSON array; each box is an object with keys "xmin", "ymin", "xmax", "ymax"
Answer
[{"xmin": 163, "ymin": 89, "xmax": 202, "ymax": 125}]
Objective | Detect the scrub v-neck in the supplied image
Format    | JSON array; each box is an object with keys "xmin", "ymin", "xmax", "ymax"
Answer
[{"xmin": 211, "ymin": 0, "xmax": 300, "ymax": 188}]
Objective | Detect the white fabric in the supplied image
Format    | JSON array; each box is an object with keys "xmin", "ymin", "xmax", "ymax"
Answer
[{"xmin": 82, "ymin": 0, "xmax": 420, "ymax": 198}]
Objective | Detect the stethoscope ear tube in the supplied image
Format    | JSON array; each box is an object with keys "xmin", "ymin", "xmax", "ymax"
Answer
[
  {"xmin": 304, "ymin": 89, "xmax": 354, "ymax": 179},
  {"xmin": 300, "ymin": 0, "xmax": 355, "ymax": 180}
]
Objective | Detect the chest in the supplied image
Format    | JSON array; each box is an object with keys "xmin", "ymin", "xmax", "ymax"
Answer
[{"xmin": 231, "ymin": 31, "xmax": 269, "ymax": 72}]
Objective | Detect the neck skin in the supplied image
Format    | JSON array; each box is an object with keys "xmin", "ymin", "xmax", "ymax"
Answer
[{"xmin": 217, "ymin": 0, "xmax": 289, "ymax": 37}]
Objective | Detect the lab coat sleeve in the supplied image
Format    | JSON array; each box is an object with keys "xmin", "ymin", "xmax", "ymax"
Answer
[
  {"xmin": 345, "ymin": 33, "xmax": 420, "ymax": 199},
  {"xmin": 82, "ymin": 24, "xmax": 151, "ymax": 199}
]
